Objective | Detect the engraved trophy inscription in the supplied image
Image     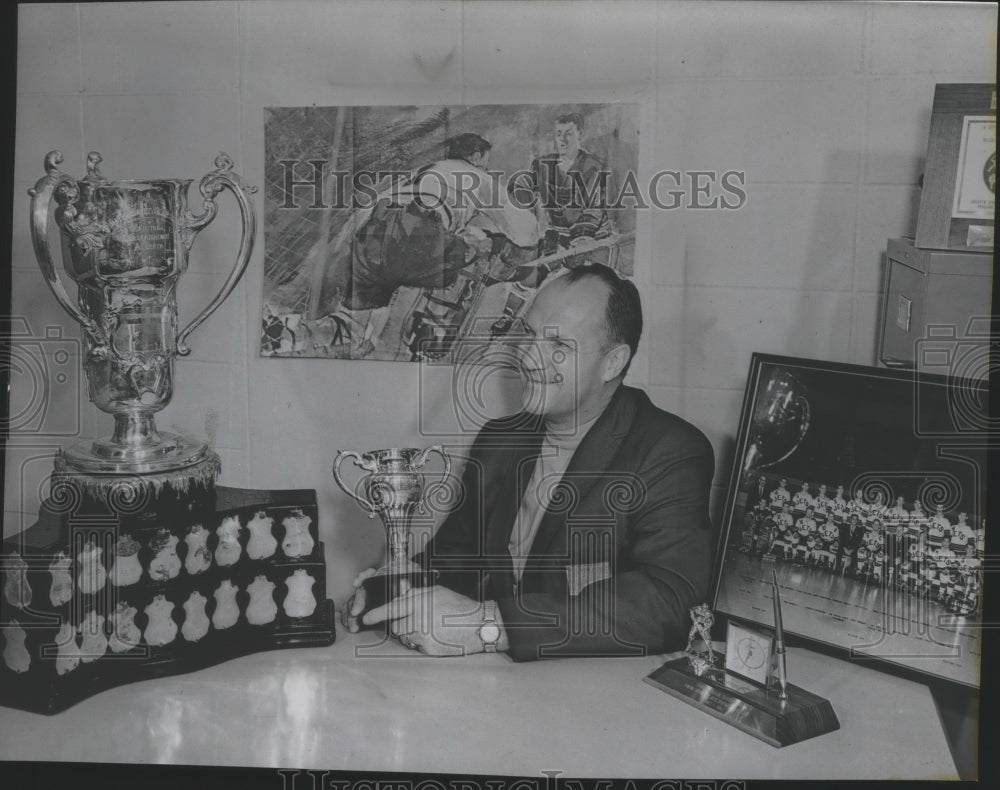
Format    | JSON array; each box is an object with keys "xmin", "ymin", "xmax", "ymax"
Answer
[
  {"xmin": 333, "ymin": 447, "xmax": 451, "ymax": 619},
  {"xmin": 28, "ymin": 150, "xmax": 257, "ymax": 474}
]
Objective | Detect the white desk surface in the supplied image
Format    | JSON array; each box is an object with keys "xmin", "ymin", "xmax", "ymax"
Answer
[{"xmin": 0, "ymin": 628, "xmax": 957, "ymax": 779}]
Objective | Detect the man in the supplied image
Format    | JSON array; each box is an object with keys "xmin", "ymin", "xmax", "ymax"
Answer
[
  {"xmin": 930, "ymin": 504, "xmax": 952, "ymax": 531},
  {"xmin": 754, "ymin": 475, "xmax": 770, "ymax": 503},
  {"xmin": 489, "ymin": 113, "xmax": 619, "ymax": 337},
  {"xmin": 793, "ymin": 506, "xmax": 818, "ymax": 563},
  {"xmin": 347, "ymin": 264, "xmax": 715, "ymax": 660},
  {"xmin": 792, "ymin": 481, "xmax": 815, "ymax": 512},
  {"xmin": 769, "ymin": 479, "xmax": 791, "ymax": 508},
  {"xmin": 817, "ymin": 517, "xmax": 838, "ymax": 569},
  {"xmin": 511, "ymin": 112, "xmax": 615, "ymax": 256},
  {"xmin": 742, "ymin": 498, "xmax": 771, "ymax": 553},
  {"xmin": 949, "ymin": 512, "xmax": 975, "ymax": 555},
  {"xmin": 831, "ymin": 484, "xmax": 848, "ymax": 515},
  {"xmin": 837, "ymin": 513, "xmax": 866, "ymax": 574},
  {"xmin": 813, "ymin": 483, "xmax": 832, "ymax": 515},
  {"xmin": 769, "ymin": 507, "xmax": 795, "ymax": 561},
  {"xmin": 845, "ymin": 489, "xmax": 869, "ymax": 522}
]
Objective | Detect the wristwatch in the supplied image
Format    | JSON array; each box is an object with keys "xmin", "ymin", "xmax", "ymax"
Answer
[{"xmin": 477, "ymin": 601, "xmax": 501, "ymax": 653}]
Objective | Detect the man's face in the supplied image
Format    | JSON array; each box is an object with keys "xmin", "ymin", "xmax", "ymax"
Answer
[
  {"xmin": 516, "ymin": 277, "xmax": 616, "ymax": 423},
  {"xmin": 554, "ymin": 122, "xmax": 581, "ymax": 161}
]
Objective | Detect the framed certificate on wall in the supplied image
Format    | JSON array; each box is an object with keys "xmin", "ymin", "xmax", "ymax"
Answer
[{"xmin": 915, "ymin": 83, "xmax": 995, "ymax": 251}]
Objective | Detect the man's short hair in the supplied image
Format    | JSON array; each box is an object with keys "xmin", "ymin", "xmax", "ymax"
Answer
[
  {"xmin": 559, "ymin": 263, "xmax": 642, "ymax": 376},
  {"xmin": 555, "ymin": 112, "xmax": 584, "ymax": 133},
  {"xmin": 446, "ymin": 133, "xmax": 492, "ymax": 162}
]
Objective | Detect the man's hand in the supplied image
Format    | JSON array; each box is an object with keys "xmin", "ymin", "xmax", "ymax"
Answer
[
  {"xmin": 363, "ymin": 585, "xmax": 505, "ymax": 657},
  {"xmin": 342, "ymin": 567, "xmax": 379, "ymax": 633}
]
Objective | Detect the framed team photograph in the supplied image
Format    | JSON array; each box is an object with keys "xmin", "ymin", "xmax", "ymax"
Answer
[{"xmin": 711, "ymin": 354, "xmax": 988, "ymax": 689}]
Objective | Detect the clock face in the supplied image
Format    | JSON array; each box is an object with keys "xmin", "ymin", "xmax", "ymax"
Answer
[
  {"xmin": 737, "ymin": 637, "xmax": 767, "ymax": 669},
  {"xmin": 725, "ymin": 621, "xmax": 774, "ymax": 686}
]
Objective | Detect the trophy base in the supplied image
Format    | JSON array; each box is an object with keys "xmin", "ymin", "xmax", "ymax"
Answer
[
  {"xmin": 58, "ymin": 432, "xmax": 214, "ymax": 475},
  {"xmin": 644, "ymin": 657, "xmax": 840, "ymax": 747},
  {"xmin": 0, "ymin": 484, "xmax": 335, "ymax": 715}
]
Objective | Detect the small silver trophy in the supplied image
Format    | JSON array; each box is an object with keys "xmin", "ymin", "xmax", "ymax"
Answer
[
  {"xmin": 333, "ymin": 447, "xmax": 451, "ymax": 615},
  {"xmin": 29, "ymin": 151, "xmax": 257, "ymax": 474}
]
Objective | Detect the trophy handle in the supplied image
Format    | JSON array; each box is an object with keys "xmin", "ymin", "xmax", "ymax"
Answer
[
  {"xmin": 176, "ymin": 153, "xmax": 258, "ymax": 356},
  {"xmin": 27, "ymin": 151, "xmax": 110, "ymax": 352},
  {"xmin": 414, "ymin": 445, "xmax": 451, "ymax": 513},
  {"xmin": 332, "ymin": 450, "xmax": 379, "ymax": 516}
]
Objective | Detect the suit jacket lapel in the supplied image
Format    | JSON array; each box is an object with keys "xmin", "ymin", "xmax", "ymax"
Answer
[
  {"xmin": 483, "ymin": 432, "xmax": 544, "ymax": 597},
  {"xmin": 526, "ymin": 386, "xmax": 639, "ymax": 561}
]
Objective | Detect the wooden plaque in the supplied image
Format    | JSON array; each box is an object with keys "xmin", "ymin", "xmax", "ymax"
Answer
[{"xmin": 914, "ymin": 83, "xmax": 996, "ymax": 251}]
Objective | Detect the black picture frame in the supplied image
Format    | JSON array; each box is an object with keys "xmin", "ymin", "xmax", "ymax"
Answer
[{"xmin": 710, "ymin": 353, "xmax": 988, "ymax": 690}]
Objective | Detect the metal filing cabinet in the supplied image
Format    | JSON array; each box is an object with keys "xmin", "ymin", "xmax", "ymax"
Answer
[{"xmin": 878, "ymin": 238, "xmax": 992, "ymax": 378}]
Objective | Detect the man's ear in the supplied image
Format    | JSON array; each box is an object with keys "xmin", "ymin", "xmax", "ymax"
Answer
[{"xmin": 602, "ymin": 343, "xmax": 631, "ymax": 381}]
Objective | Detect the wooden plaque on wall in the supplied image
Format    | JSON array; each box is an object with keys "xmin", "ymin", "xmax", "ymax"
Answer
[{"xmin": 914, "ymin": 83, "xmax": 995, "ymax": 251}]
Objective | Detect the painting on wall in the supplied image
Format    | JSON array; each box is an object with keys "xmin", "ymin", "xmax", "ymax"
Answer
[{"xmin": 261, "ymin": 103, "xmax": 639, "ymax": 361}]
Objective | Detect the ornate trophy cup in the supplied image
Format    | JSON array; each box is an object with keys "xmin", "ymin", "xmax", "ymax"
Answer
[
  {"xmin": 28, "ymin": 150, "xmax": 257, "ymax": 474},
  {"xmin": 333, "ymin": 447, "xmax": 451, "ymax": 618}
]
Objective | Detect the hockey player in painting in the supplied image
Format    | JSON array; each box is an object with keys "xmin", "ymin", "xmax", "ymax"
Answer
[{"xmin": 326, "ymin": 132, "xmax": 539, "ymax": 357}]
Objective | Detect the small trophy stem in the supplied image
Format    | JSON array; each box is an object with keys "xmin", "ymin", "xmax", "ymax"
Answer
[{"xmin": 387, "ymin": 524, "xmax": 411, "ymax": 568}]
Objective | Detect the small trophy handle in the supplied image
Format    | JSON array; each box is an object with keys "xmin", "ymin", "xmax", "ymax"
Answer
[
  {"xmin": 27, "ymin": 151, "xmax": 110, "ymax": 351},
  {"xmin": 414, "ymin": 444, "xmax": 451, "ymax": 513},
  {"xmin": 176, "ymin": 153, "xmax": 258, "ymax": 356},
  {"xmin": 333, "ymin": 450, "xmax": 379, "ymax": 516}
]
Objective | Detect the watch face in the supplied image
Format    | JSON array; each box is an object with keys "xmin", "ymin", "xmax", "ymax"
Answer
[
  {"xmin": 724, "ymin": 621, "xmax": 774, "ymax": 685},
  {"xmin": 479, "ymin": 623, "xmax": 501, "ymax": 644}
]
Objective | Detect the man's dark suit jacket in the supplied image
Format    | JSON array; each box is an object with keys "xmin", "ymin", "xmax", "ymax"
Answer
[
  {"xmin": 413, "ymin": 385, "xmax": 715, "ymax": 662},
  {"xmin": 838, "ymin": 521, "xmax": 866, "ymax": 556}
]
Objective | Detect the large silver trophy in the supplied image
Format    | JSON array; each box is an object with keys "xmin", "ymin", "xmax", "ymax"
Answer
[
  {"xmin": 333, "ymin": 447, "xmax": 451, "ymax": 616},
  {"xmin": 29, "ymin": 151, "xmax": 257, "ymax": 474}
]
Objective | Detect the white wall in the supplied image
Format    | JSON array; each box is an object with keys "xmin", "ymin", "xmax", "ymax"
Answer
[{"xmin": 6, "ymin": 1, "xmax": 997, "ymax": 604}]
